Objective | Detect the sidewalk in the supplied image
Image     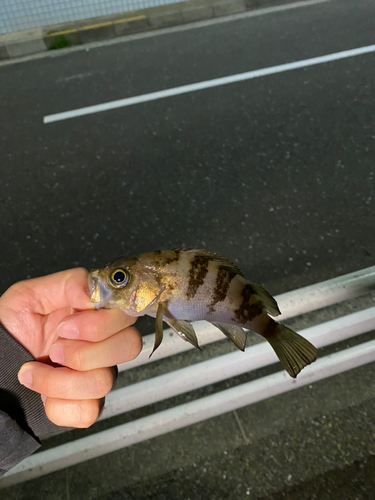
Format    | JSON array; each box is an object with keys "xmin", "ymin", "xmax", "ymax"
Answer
[{"xmin": 0, "ymin": 0, "xmax": 310, "ymax": 61}]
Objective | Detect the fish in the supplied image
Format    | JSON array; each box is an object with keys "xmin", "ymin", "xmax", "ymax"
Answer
[{"xmin": 88, "ymin": 249, "xmax": 317, "ymax": 378}]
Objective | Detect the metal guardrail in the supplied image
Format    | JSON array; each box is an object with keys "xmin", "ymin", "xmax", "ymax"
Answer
[
  {"xmin": 101, "ymin": 306, "xmax": 375, "ymax": 419},
  {"xmin": 1, "ymin": 266, "xmax": 375, "ymax": 489},
  {"xmin": 119, "ymin": 265, "xmax": 375, "ymax": 370}
]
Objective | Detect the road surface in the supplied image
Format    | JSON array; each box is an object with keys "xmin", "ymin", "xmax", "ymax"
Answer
[{"xmin": 0, "ymin": 0, "xmax": 374, "ymax": 498}]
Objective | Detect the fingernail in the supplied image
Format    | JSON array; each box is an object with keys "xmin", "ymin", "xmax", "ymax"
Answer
[
  {"xmin": 57, "ymin": 321, "xmax": 79, "ymax": 339},
  {"xmin": 41, "ymin": 395, "xmax": 47, "ymax": 404},
  {"xmin": 50, "ymin": 344, "xmax": 65, "ymax": 365},
  {"xmin": 18, "ymin": 368, "xmax": 33, "ymax": 388}
]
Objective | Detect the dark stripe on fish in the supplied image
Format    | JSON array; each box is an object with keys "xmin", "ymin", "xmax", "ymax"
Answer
[
  {"xmin": 152, "ymin": 250, "xmax": 165, "ymax": 268},
  {"xmin": 261, "ymin": 318, "xmax": 278, "ymax": 338},
  {"xmin": 164, "ymin": 249, "xmax": 181, "ymax": 265},
  {"xmin": 208, "ymin": 265, "xmax": 236, "ymax": 313},
  {"xmin": 233, "ymin": 283, "xmax": 263, "ymax": 325},
  {"xmin": 186, "ymin": 255, "xmax": 209, "ymax": 299}
]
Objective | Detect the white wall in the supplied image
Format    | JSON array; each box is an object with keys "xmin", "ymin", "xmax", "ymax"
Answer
[{"xmin": 0, "ymin": 0, "xmax": 180, "ymax": 34}]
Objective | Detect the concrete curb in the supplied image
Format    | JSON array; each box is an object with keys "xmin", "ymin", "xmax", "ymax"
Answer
[{"xmin": 0, "ymin": 0, "xmax": 308, "ymax": 61}]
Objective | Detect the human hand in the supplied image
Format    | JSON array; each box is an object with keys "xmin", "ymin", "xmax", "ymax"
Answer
[{"xmin": 0, "ymin": 268, "xmax": 142, "ymax": 428}]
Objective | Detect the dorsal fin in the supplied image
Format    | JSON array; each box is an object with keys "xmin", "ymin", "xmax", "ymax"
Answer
[{"xmin": 251, "ymin": 283, "xmax": 281, "ymax": 317}]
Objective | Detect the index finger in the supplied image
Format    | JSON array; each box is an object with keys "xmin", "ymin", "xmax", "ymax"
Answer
[
  {"xmin": 6, "ymin": 268, "xmax": 93, "ymax": 315},
  {"xmin": 57, "ymin": 308, "xmax": 136, "ymax": 342}
]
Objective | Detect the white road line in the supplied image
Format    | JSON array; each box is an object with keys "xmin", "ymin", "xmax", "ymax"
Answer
[{"xmin": 44, "ymin": 43, "xmax": 375, "ymax": 123}]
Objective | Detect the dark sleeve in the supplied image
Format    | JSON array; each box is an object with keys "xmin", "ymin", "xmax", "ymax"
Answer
[
  {"xmin": 0, "ymin": 411, "xmax": 40, "ymax": 478},
  {"xmin": 0, "ymin": 324, "xmax": 64, "ymax": 478}
]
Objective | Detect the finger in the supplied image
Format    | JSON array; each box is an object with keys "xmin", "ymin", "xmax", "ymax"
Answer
[
  {"xmin": 5, "ymin": 268, "xmax": 93, "ymax": 316},
  {"xmin": 57, "ymin": 308, "xmax": 137, "ymax": 341},
  {"xmin": 18, "ymin": 362, "xmax": 116, "ymax": 400},
  {"xmin": 50, "ymin": 326, "xmax": 142, "ymax": 371},
  {"xmin": 43, "ymin": 397, "xmax": 105, "ymax": 428}
]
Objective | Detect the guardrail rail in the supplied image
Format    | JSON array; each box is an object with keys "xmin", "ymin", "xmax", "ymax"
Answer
[{"xmin": 1, "ymin": 266, "xmax": 375, "ymax": 489}]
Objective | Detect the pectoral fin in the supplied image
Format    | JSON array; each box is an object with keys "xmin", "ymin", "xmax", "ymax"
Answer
[
  {"xmin": 165, "ymin": 319, "xmax": 200, "ymax": 350},
  {"xmin": 211, "ymin": 322, "xmax": 247, "ymax": 351},
  {"xmin": 150, "ymin": 301, "xmax": 168, "ymax": 358}
]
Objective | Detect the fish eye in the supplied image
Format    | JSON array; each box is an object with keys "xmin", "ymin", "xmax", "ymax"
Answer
[{"xmin": 110, "ymin": 269, "xmax": 129, "ymax": 288}]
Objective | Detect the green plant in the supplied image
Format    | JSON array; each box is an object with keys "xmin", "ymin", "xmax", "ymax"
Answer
[{"xmin": 48, "ymin": 35, "xmax": 71, "ymax": 50}]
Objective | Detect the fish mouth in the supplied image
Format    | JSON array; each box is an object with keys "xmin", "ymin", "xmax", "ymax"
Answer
[
  {"xmin": 88, "ymin": 269, "xmax": 113, "ymax": 308},
  {"xmin": 88, "ymin": 269, "xmax": 101, "ymax": 304}
]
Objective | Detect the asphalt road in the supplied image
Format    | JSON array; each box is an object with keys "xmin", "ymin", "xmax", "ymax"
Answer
[
  {"xmin": 1, "ymin": 0, "xmax": 374, "ymax": 308},
  {"xmin": 0, "ymin": 0, "xmax": 375, "ymax": 498}
]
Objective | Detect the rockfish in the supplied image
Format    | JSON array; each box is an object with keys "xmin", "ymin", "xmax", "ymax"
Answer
[{"xmin": 88, "ymin": 249, "xmax": 317, "ymax": 378}]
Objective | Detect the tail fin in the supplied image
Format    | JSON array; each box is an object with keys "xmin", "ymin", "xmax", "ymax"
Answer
[{"xmin": 265, "ymin": 323, "xmax": 317, "ymax": 378}]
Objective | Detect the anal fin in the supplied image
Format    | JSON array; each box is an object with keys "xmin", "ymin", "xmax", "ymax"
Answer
[{"xmin": 211, "ymin": 322, "xmax": 247, "ymax": 351}]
